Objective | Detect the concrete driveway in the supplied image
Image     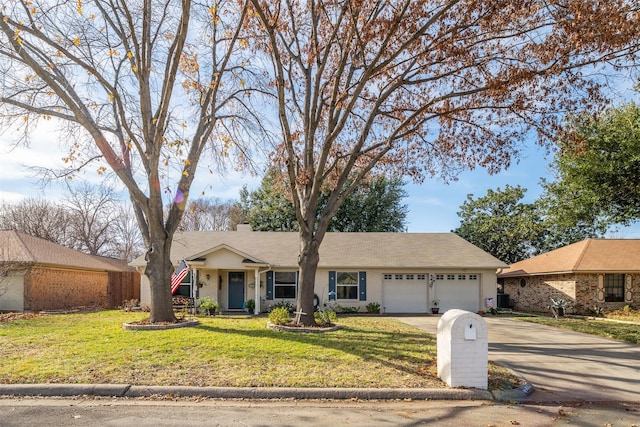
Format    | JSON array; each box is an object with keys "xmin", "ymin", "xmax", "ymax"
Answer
[{"xmin": 395, "ymin": 316, "xmax": 640, "ymax": 403}]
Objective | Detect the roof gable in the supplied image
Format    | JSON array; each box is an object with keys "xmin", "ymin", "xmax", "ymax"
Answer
[
  {"xmin": 186, "ymin": 243, "xmax": 266, "ymax": 264},
  {"xmin": 500, "ymin": 239, "xmax": 640, "ymax": 277}
]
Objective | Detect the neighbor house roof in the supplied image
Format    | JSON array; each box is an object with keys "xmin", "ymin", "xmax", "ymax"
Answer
[
  {"xmin": 130, "ymin": 230, "xmax": 506, "ymax": 270},
  {"xmin": 499, "ymin": 239, "xmax": 640, "ymax": 277},
  {"xmin": 0, "ymin": 230, "xmax": 131, "ymax": 272}
]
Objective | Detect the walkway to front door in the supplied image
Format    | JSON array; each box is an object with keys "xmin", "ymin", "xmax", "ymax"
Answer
[{"xmin": 228, "ymin": 272, "xmax": 245, "ymax": 310}]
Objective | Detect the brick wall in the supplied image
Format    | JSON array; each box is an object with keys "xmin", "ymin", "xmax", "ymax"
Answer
[
  {"xmin": 504, "ymin": 273, "xmax": 640, "ymax": 314},
  {"xmin": 24, "ymin": 267, "xmax": 109, "ymax": 311},
  {"xmin": 504, "ymin": 274, "xmax": 576, "ymax": 313}
]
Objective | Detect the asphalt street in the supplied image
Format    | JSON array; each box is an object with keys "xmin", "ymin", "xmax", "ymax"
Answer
[{"xmin": 1, "ymin": 397, "xmax": 639, "ymax": 426}]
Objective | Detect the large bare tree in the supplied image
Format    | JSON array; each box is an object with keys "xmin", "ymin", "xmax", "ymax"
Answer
[
  {"xmin": 248, "ymin": 0, "xmax": 640, "ymax": 324},
  {"xmin": 177, "ymin": 197, "xmax": 242, "ymax": 231},
  {"xmin": 0, "ymin": 198, "xmax": 71, "ymax": 245},
  {"xmin": 0, "ymin": 0, "xmax": 263, "ymax": 322},
  {"xmin": 64, "ymin": 182, "xmax": 119, "ymax": 256}
]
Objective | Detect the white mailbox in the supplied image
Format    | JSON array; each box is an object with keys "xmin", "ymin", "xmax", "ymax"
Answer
[{"xmin": 437, "ymin": 309, "xmax": 488, "ymax": 389}]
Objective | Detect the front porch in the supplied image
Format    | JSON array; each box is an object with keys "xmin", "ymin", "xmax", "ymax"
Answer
[{"xmin": 176, "ymin": 264, "xmax": 266, "ymax": 314}]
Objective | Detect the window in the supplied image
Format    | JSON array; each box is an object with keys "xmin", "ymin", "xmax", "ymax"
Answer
[
  {"xmin": 435, "ymin": 274, "xmax": 444, "ymax": 280},
  {"xmin": 469, "ymin": 274, "xmax": 478, "ymax": 280},
  {"xmin": 384, "ymin": 274, "xmax": 392, "ymax": 280},
  {"xmin": 458, "ymin": 274, "xmax": 466, "ymax": 280},
  {"xmin": 337, "ymin": 271, "xmax": 358, "ymax": 299},
  {"xmin": 406, "ymin": 274, "xmax": 414, "ymax": 280},
  {"xmin": 447, "ymin": 274, "xmax": 455, "ymax": 280},
  {"xmin": 417, "ymin": 274, "xmax": 426, "ymax": 281},
  {"xmin": 274, "ymin": 271, "xmax": 297, "ymax": 299},
  {"xmin": 395, "ymin": 274, "xmax": 403, "ymax": 280},
  {"xmin": 604, "ymin": 274, "xmax": 625, "ymax": 302}
]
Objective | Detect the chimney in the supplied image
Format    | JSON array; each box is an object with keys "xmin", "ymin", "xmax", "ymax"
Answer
[{"xmin": 236, "ymin": 223, "xmax": 252, "ymax": 232}]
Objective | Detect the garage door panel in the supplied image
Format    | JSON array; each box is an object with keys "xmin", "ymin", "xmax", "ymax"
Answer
[
  {"xmin": 383, "ymin": 276, "xmax": 428, "ymax": 313},
  {"xmin": 435, "ymin": 277, "xmax": 479, "ymax": 313}
]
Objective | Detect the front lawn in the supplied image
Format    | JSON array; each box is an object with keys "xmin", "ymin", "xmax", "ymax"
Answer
[{"xmin": 0, "ymin": 311, "xmax": 516, "ymax": 389}]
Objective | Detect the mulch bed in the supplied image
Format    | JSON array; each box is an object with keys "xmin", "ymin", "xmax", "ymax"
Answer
[
  {"xmin": 122, "ymin": 317, "xmax": 199, "ymax": 331},
  {"xmin": 0, "ymin": 313, "xmax": 44, "ymax": 323},
  {"xmin": 266, "ymin": 321, "xmax": 339, "ymax": 333}
]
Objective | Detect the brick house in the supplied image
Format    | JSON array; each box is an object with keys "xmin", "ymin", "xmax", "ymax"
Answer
[
  {"xmin": 0, "ymin": 230, "xmax": 140, "ymax": 312},
  {"xmin": 498, "ymin": 239, "xmax": 640, "ymax": 314}
]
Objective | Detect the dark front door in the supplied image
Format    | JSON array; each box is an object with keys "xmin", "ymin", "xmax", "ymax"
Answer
[{"xmin": 228, "ymin": 272, "xmax": 245, "ymax": 309}]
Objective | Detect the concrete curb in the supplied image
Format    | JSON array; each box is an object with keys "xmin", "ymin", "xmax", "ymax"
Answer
[
  {"xmin": 0, "ymin": 384, "xmax": 499, "ymax": 401},
  {"xmin": 0, "ymin": 384, "xmax": 131, "ymax": 397}
]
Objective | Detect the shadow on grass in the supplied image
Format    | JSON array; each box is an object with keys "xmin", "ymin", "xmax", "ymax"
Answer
[{"xmin": 194, "ymin": 317, "xmax": 438, "ymax": 379}]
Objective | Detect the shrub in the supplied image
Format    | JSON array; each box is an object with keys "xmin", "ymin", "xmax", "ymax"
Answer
[
  {"xmin": 197, "ymin": 297, "xmax": 218, "ymax": 316},
  {"xmin": 121, "ymin": 299, "xmax": 138, "ymax": 312},
  {"xmin": 314, "ymin": 310, "xmax": 337, "ymax": 325},
  {"xmin": 268, "ymin": 301, "xmax": 295, "ymax": 313},
  {"xmin": 268, "ymin": 307, "xmax": 290, "ymax": 325},
  {"xmin": 366, "ymin": 302, "xmax": 381, "ymax": 314}
]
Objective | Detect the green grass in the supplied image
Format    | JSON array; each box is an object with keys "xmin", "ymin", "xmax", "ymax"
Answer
[
  {"xmin": 0, "ymin": 311, "xmax": 518, "ymax": 389},
  {"xmin": 520, "ymin": 316, "xmax": 640, "ymax": 344}
]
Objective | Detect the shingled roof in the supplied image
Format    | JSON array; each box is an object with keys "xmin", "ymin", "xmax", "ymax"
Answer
[
  {"xmin": 499, "ymin": 239, "xmax": 640, "ymax": 277},
  {"xmin": 0, "ymin": 230, "xmax": 131, "ymax": 272},
  {"xmin": 130, "ymin": 230, "xmax": 506, "ymax": 269}
]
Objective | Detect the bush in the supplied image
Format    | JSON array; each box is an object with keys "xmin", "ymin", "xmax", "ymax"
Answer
[
  {"xmin": 268, "ymin": 307, "xmax": 290, "ymax": 325},
  {"xmin": 268, "ymin": 301, "xmax": 295, "ymax": 313},
  {"xmin": 197, "ymin": 297, "xmax": 218, "ymax": 316},
  {"xmin": 314, "ymin": 310, "xmax": 337, "ymax": 325},
  {"xmin": 366, "ymin": 302, "xmax": 381, "ymax": 314},
  {"xmin": 121, "ymin": 299, "xmax": 138, "ymax": 312}
]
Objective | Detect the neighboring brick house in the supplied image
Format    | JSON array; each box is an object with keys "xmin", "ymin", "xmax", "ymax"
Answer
[
  {"xmin": 498, "ymin": 239, "xmax": 640, "ymax": 314},
  {"xmin": 0, "ymin": 230, "xmax": 140, "ymax": 312}
]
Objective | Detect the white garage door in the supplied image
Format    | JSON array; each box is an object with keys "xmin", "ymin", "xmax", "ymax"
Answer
[
  {"xmin": 382, "ymin": 274, "xmax": 428, "ymax": 313},
  {"xmin": 434, "ymin": 274, "xmax": 480, "ymax": 313},
  {"xmin": 0, "ymin": 270, "xmax": 24, "ymax": 312}
]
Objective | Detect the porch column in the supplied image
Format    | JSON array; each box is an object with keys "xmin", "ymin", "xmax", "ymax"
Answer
[
  {"xmin": 254, "ymin": 268, "xmax": 260, "ymax": 314},
  {"xmin": 190, "ymin": 267, "xmax": 198, "ymax": 315}
]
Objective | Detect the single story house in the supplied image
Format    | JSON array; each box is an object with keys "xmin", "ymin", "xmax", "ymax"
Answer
[
  {"xmin": 0, "ymin": 230, "xmax": 140, "ymax": 312},
  {"xmin": 130, "ymin": 226, "xmax": 506, "ymax": 314},
  {"xmin": 498, "ymin": 239, "xmax": 640, "ymax": 314}
]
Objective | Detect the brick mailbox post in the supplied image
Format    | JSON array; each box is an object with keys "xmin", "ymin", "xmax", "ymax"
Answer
[{"xmin": 437, "ymin": 309, "xmax": 488, "ymax": 389}]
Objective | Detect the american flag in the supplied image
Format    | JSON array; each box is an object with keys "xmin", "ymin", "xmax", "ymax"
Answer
[{"xmin": 170, "ymin": 259, "xmax": 189, "ymax": 295}]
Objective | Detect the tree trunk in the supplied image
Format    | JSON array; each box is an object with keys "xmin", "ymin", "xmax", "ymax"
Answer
[
  {"xmin": 144, "ymin": 228, "xmax": 177, "ymax": 324},
  {"xmin": 297, "ymin": 235, "xmax": 320, "ymax": 326}
]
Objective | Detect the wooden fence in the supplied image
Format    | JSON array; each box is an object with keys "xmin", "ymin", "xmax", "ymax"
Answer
[{"xmin": 107, "ymin": 271, "xmax": 140, "ymax": 308}]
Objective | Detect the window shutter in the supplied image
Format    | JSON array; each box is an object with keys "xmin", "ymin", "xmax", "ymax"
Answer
[
  {"xmin": 359, "ymin": 271, "xmax": 367, "ymax": 301},
  {"xmin": 328, "ymin": 271, "xmax": 336, "ymax": 300},
  {"xmin": 266, "ymin": 271, "xmax": 274, "ymax": 300}
]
